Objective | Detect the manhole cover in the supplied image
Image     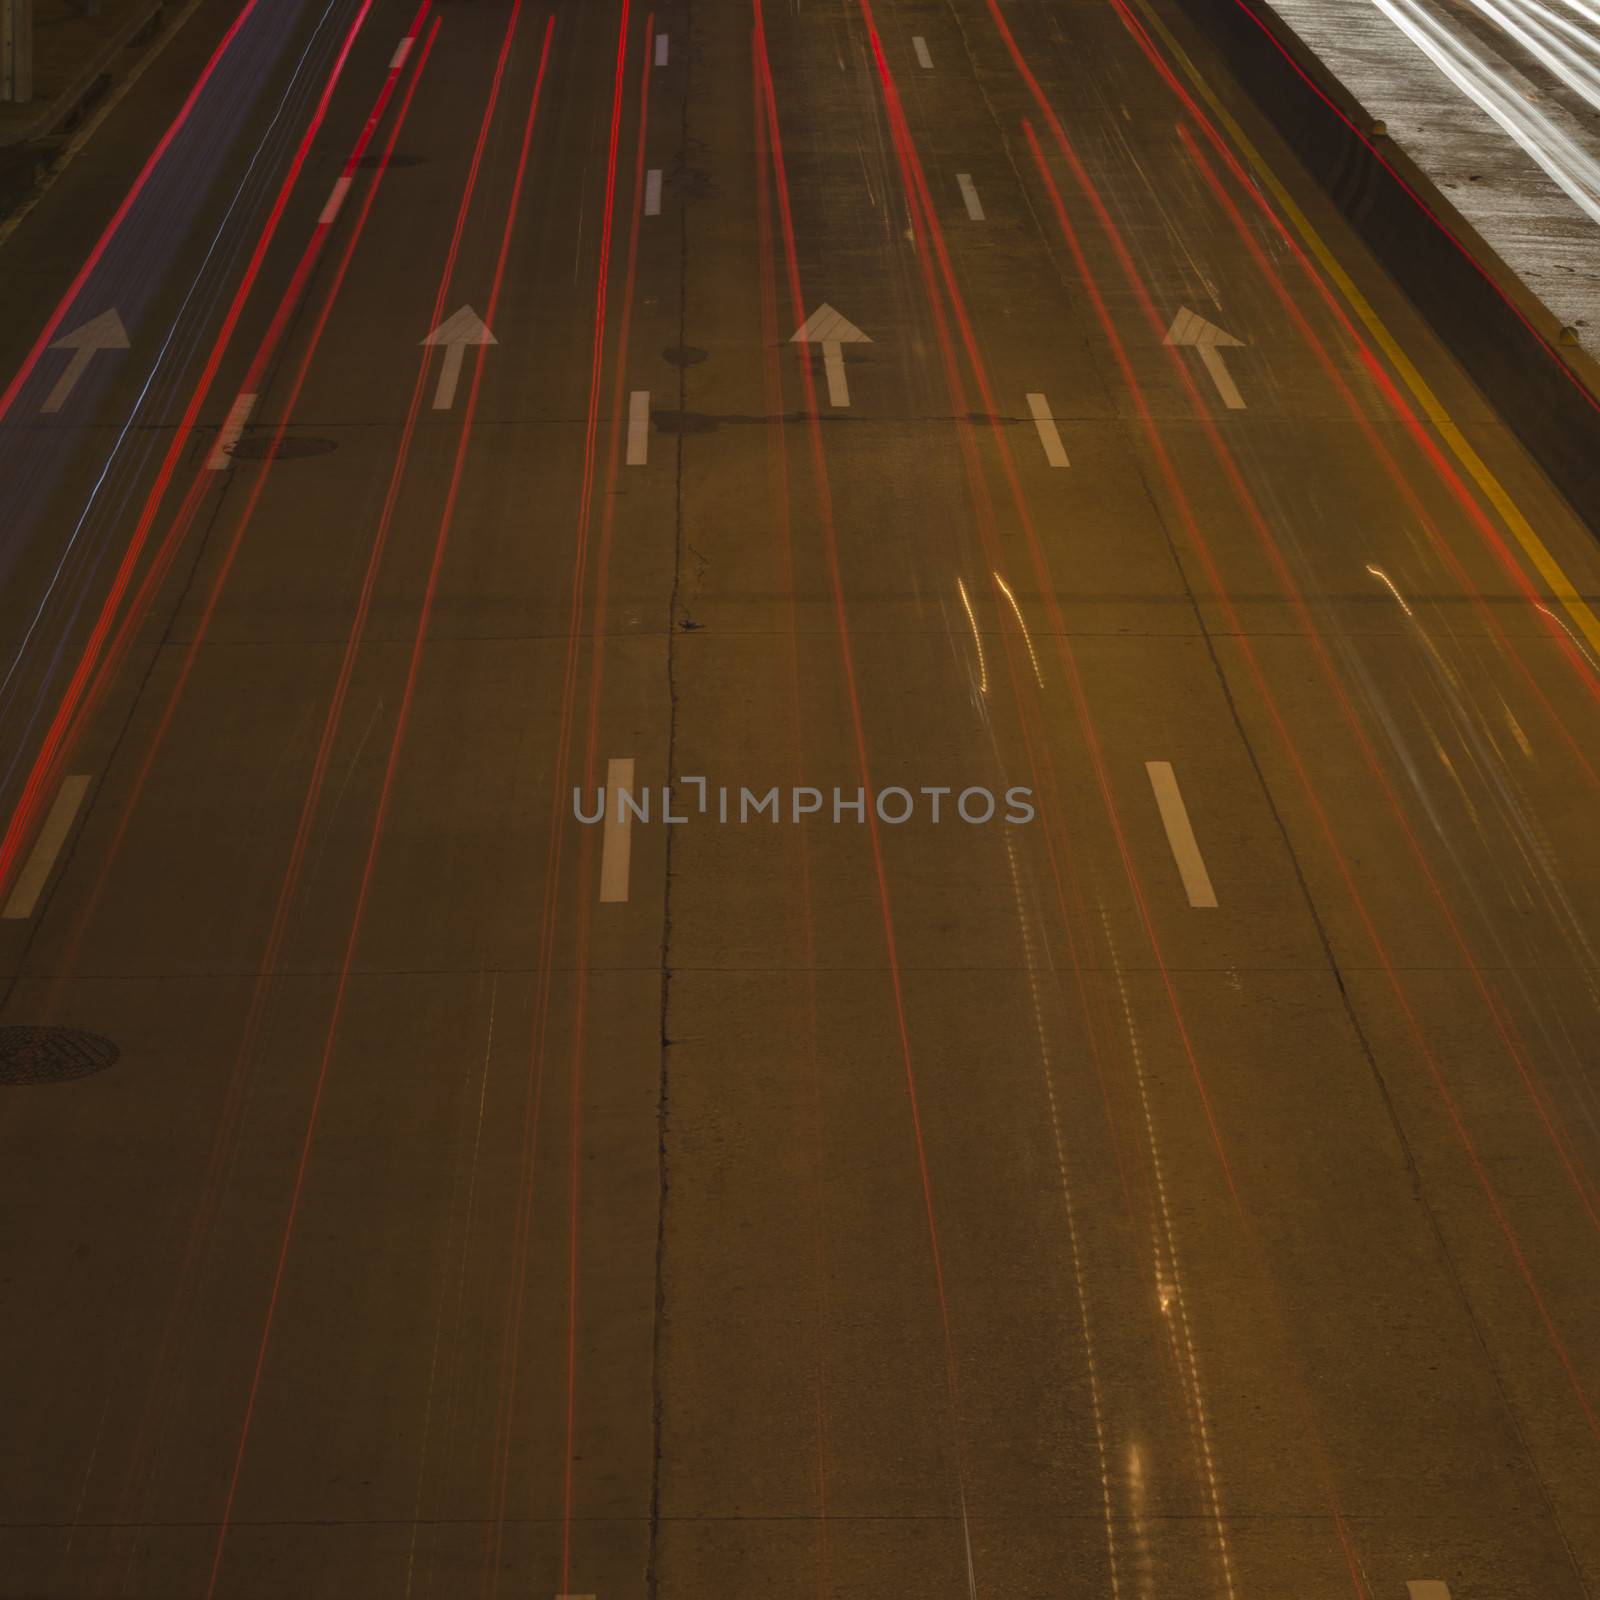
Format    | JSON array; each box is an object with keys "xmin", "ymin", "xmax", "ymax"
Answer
[
  {"xmin": 226, "ymin": 434, "xmax": 338, "ymax": 461},
  {"xmin": 0, "ymin": 1026, "xmax": 119, "ymax": 1085}
]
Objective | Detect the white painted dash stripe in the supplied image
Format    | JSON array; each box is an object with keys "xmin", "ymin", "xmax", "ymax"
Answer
[
  {"xmin": 599, "ymin": 758, "xmax": 636, "ymax": 903},
  {"xmin": 1146, "ymin": 761, "xmax": 1217, "ymax": 907},
  {"xmin": 645, "ymin": 168, "xmax": 662, "ymax": 215},
  {"xmin": 391, "ymin": 35, "xmax": 413, "ymax": 69},
  {"xmin": 957, "ymin": 172, "xmax": 985, "ymax": 220},
  {"xmin": 912, "ymin": 34, "xmax": 933, "ymax": 67},
  {"xmin": 3, "ymin": 775, "xmax": 91, "ymax": 920},
  {"xmin": 655, "ymin": 32, "xmax": 668, "ymax": 64},
  {"xmin": 1406, "ymin": 1586, "xmax": 1451, "ymax": 1600},
  {"xmin": 1025, "ymin": 392, "xmax": 1069, "ymax": 467},
  {"xmin": 207, "ymin": 391, "xmax": 257, "ymax": 469},
  {"xmin": 319, "ymin": 174, "xmax": 353, "ymax": 225},
  {"xmin": 626, "ymin": 389, "xmax": 650, "ymax": 465}
]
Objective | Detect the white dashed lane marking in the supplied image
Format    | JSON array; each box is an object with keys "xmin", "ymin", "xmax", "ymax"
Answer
[
  {"xmin": 1146, "ymin": 760, "xmax": 1217, "ymax": 907},
  {"xmin": 207, "ymin": 391, "xmax": 257, "ymax": 469},
  {"xmin": 3, "ymin": 775, "xmax": 91, "ymax": 920},
  {"xmin": 626, "ymin": 389, "xmax": 650, "ymax": 465},
  {"xmin": 1025, "ymin": 392, "xmax": 1069, "ymax": 467},
  {"xmin": 600, "ymin": 758, "xmax": 636, "ymax": 903}
]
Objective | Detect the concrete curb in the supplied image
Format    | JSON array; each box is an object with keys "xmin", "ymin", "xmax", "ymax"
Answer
[
  {"xmin": 1167, "ymin": 0, "xmax": 1600, "ymax": 534},
  {"xmin": 0, "ymin": 0, "xmax": 167, "ymax": 149}
]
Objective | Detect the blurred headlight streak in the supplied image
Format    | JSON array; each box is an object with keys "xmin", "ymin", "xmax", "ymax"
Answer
[{"xmin": 1372, "ymin": 0, "xmax": 1600, "ymax": 223}]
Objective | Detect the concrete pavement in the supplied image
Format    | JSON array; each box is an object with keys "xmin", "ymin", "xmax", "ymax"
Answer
[{"xmin": 1, "ymin": 0, "xmax": 1599, "ymax": 1594}]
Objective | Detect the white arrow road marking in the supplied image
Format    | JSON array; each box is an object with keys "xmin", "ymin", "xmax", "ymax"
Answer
[
  {"xmin": 913, "ymin": 34, "xmax": 933, "ymax": 66},
  {"xmin": 1407, "ymin": 1585, "xmax": 1451, "ymax": 1600},
  {"xmin": 42, "ymin": 309, "xmax": 129, "ymax": 413},
  {"xmin": 3, "ymin": 775, "xmax": 91, "ymax": 920},
  {"xmin": 1196, "ymin": 344, "xmax": 1244, "ymax": 411},
  {"xmin": 1146, "ymin": 760, "xmax": 1217, "ymax": 906},
  {"xmin": 1164, "ymin": 305, "xmax": 1246, "ymax": 410},
  {"xmin": 957, "ymin": 173, "xmax": 985, "ymax": 220},
  {"xmin": 792, "ymin": 303, "xmax": 872, "ymax": 408},
  {"xmin": 600, "ymin": 758, "xmax": 636, "ymax": 902},
  {"xmin": 655, "ymin": 31, "xmax": 668, "ymax": 64},
  {"xmin": 1025, "ymin": 392, "xmax": 1070, "ymax": 467},
  {"xmin": 423, "ymin": 305, "xmax": 496, "ymax": 411},
  {"xmin": 819, "ymin": 344, "xmax": 850, "ymax": 407},
  {"xmin": 207, "ymin": 392, "xmax": 258, "ymax": 469},
  {"xmin": 627, "ymin": 390, "xmax": 651, "ymax": 464},
  {"xmin": 645, "ymin": 168, "xmax": 662, "ymax": 215}
]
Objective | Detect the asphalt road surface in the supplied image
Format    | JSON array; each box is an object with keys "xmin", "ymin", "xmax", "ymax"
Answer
[{"xmin": 2, "ymin": 0, "xmax": 1599, "ymax": 1595}]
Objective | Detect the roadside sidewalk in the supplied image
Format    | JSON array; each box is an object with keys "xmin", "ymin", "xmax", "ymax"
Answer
[
  {"xmin": 1, "ymin": 0, "xmax": 180, "ymax": 145},
  {"xmin": 0, "ymin": 0, "xmax": 194, "ymax": 217}
]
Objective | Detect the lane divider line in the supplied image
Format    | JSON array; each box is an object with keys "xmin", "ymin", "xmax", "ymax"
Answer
[
  {"xmin": 1026, "ymin": 391, "xmax": 1070, "ymax": 465},
  {"xmin": 206, "ymin": 391, "xmax": 257, "ymax": 469},
  {"xmin": 3, "ymin": 774, "xmax": 91, "ymax": 920},
  {"xmin": 599, "ymin": 757, "xmax": 635, "ymax": 902},
  {"xmin": 1407, "ymin": 1585, "xmax": 1451, "ymax": 1600},
  {"xmin": 318, "ymin": 174, "xmax": 353, "ymax": 225},
  {"xmin": 1146, "ymin": 760, "xmax": 1218, "ymax": 907},
  {"xmin": 655, "ymin": 31, "xmax": 668, "ymax": 64},
  {"xmin": 645, "ymin": 167, "xmax": 662, "ymax": 214},
  {"xmin": 913, "ymin": 34, "xmax": 933, "ymax": 67},
  {"xmin": 957, "ymin": 171, "xmax": 985, "ymax": 219},
  {"xmin": 626, "ymin": 388, "xmax": 650, "ymax": 464}
]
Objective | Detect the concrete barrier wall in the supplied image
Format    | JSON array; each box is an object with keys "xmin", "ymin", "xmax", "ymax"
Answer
[{"xmin": 1167, "ymin": 0, "xmax": 1600, "ymax": 534}]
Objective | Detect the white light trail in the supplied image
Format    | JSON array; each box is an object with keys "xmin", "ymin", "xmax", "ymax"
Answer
[{"xmin": 1372, "ymin": 0, "xmax": 1600, "ymax": 225}]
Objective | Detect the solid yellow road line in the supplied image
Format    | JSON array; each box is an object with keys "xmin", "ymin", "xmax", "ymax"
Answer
[{"xmin": 1127, "ymin": 0, "xmax": 1600, "ymax": 660}]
